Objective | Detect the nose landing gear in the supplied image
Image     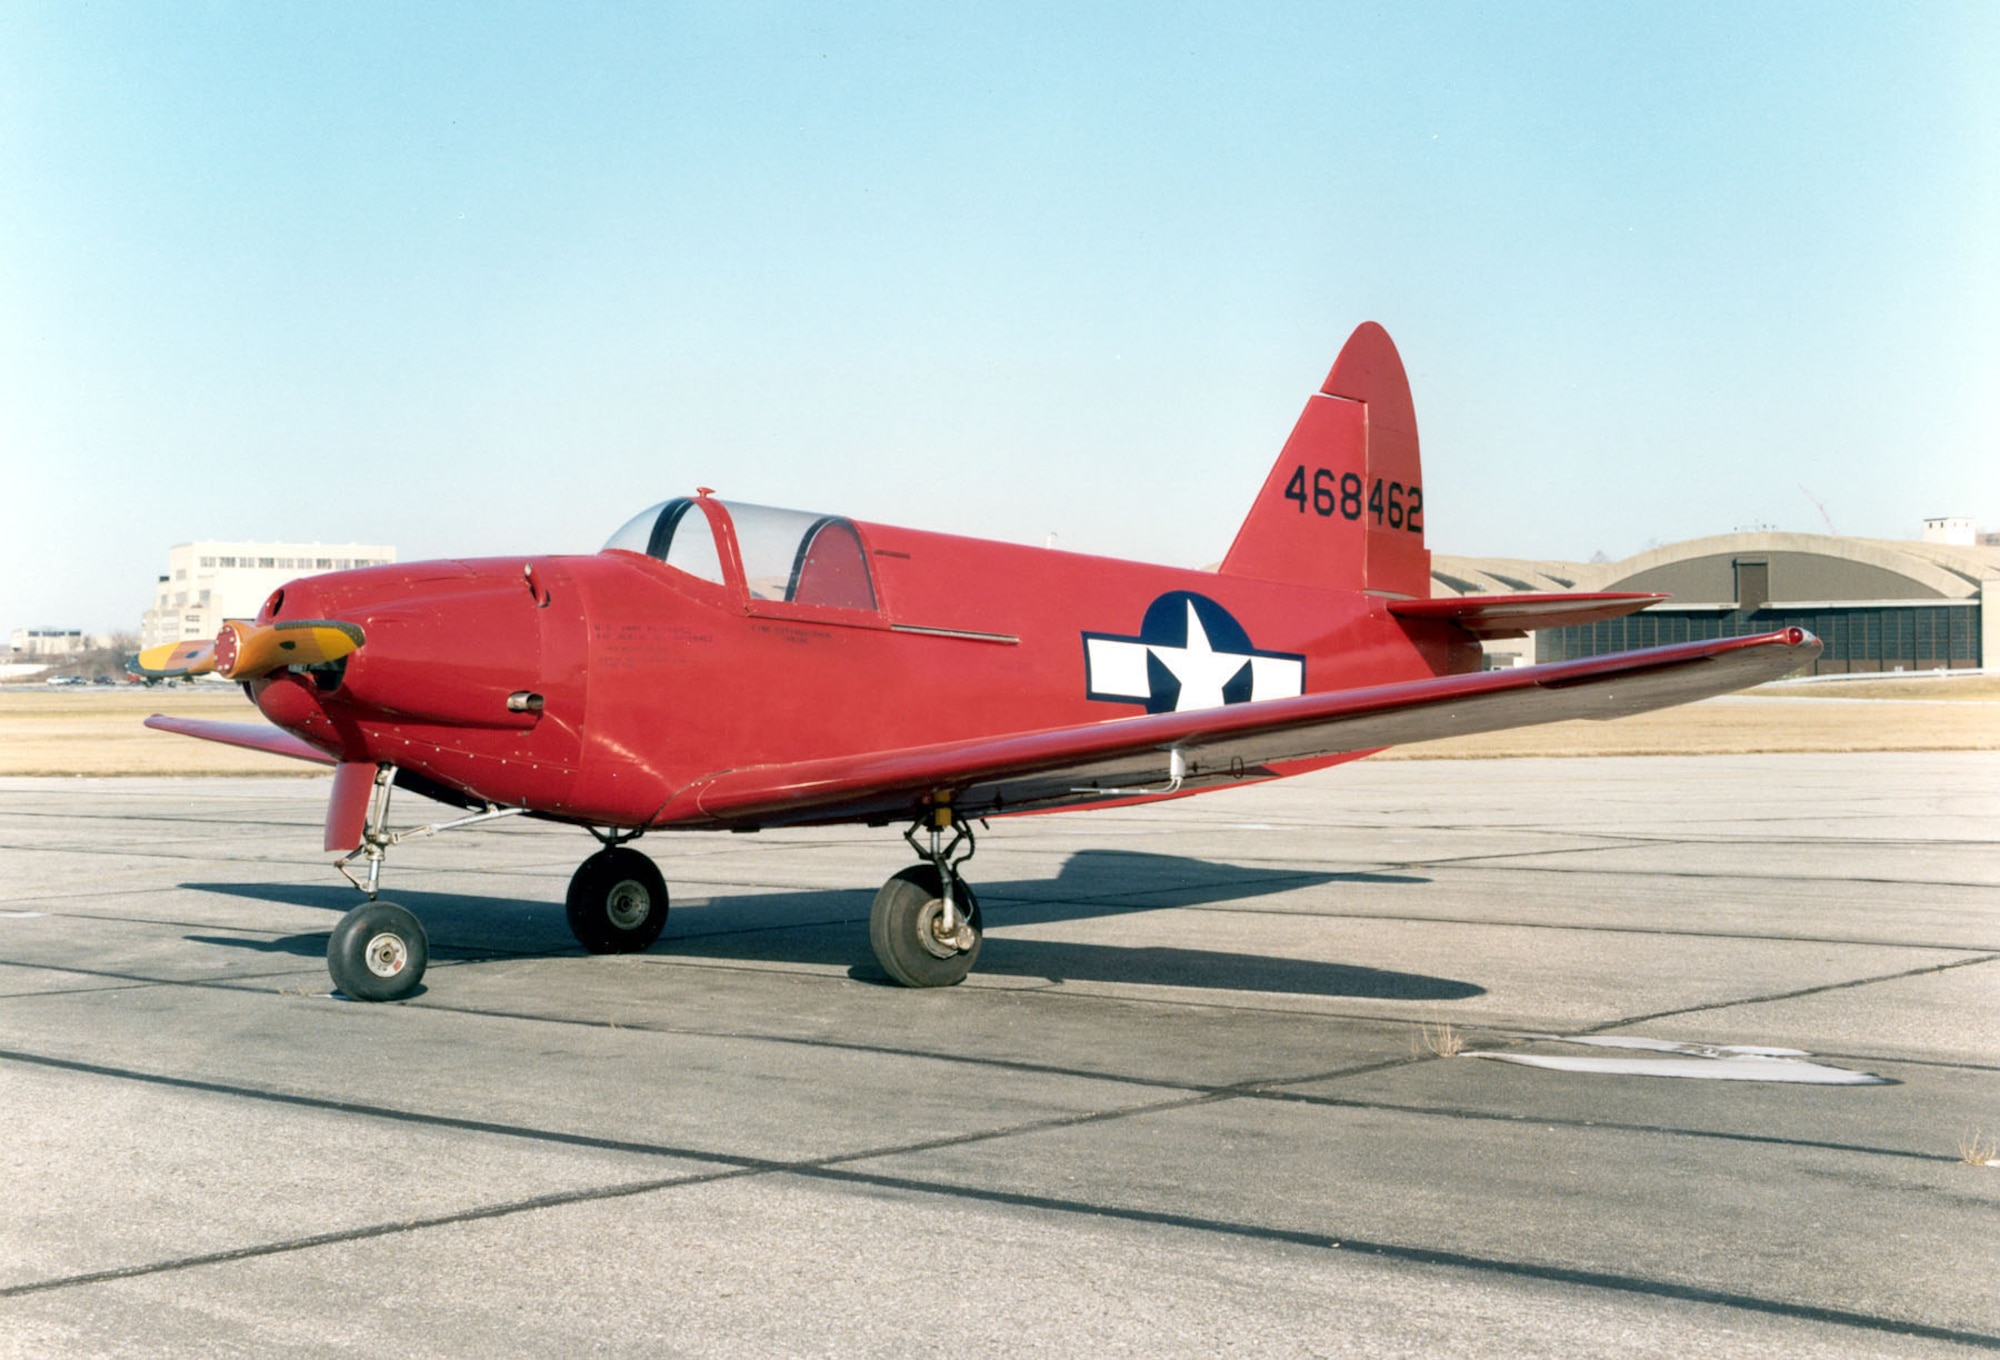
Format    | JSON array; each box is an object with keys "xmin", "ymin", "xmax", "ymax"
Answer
[
  {"xmin": 327, "ymin": 900, "xmax": 430, "ymax": 1002},
  {"xmin": 870, "ymin": 804, "xmax": 983, "ymax": 988},
  {"xmin": 325, "ymin": 764, "xmax": 526, "ymax": 1001}
]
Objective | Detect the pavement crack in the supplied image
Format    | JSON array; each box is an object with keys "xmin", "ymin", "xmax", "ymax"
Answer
[
  {"xmin": 0, "ymin": 1045, "xmax": 1212, "ymax": 1301},
  {"xmin": 1584, "ymin": 952, "xmax": 2000, "ymax": 1033},
  {"xmin": 775, "ymin": 1169, "xmax": 2000, "ymax": 1352}
]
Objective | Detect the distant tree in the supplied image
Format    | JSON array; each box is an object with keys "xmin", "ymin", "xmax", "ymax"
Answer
[{"xmin": 71, "ymin": 632, "xmax": 143, "ymax": 682}]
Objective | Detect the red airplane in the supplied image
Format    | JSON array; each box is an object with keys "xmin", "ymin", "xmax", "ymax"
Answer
[{"xmin": 134, "ymin": 323, "xmax": 1819, "ymax": 1002}]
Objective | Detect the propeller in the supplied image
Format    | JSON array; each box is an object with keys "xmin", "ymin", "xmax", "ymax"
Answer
[{"xmin": 129, "ymin": 619, "xmax": 365, "ymax": 681}]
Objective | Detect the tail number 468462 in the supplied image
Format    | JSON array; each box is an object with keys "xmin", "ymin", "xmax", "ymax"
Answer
[{"xmin": 1281, "ymin": 466, "xmax": 1423, "ymax": 533}]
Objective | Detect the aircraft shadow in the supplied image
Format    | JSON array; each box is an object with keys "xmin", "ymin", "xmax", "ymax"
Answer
[{"xmin": 183, "ymin": 849, "xmax": 1479, "ymax": 1001}]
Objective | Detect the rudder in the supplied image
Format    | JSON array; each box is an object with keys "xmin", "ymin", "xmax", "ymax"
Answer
[{"xmin": 1218, "ymin": 322, "xmax": 1431, "ymax": 598}]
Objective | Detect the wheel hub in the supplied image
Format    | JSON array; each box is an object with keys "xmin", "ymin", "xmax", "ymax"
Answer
[
  {"xmin": 605, "ymin": 880, "xmax": 651, "ymax": 931},
  {"xmin": 916, "ymin": 899, "xmax": 974, "ymax": 959},
  {"xmin": 363, "ymin": 931, "xmax": 409, "ymax": 978}
]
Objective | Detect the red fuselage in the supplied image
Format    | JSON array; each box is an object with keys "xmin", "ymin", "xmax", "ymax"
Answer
[{"xmin": 249, "ymin": 510, "xmax": 1474, "ymax": 830}]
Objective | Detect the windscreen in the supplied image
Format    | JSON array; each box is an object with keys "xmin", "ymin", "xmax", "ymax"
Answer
[{"xmin": 602, "ymin": 499, "xmax": 723, "ymax": 585}]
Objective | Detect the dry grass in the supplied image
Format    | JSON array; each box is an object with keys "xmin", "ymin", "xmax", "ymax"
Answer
[
  {"xmin": 0, "ymin": 687, "xmax": 319, "ymax": 777},
  {"xmin": 1380, "ymin": 693, "xmax": 2000, "ymax": 760},
  {"xmin": 1753, "ymin": 675, "xmax": 2000, "ymax": 702},
  {"xmin": 1960, "ymin": 1128, "xmax": 2000, "ymax": 1167},
  {"xmin": 4, "ymin": 674, "xmax": 1998, "ymax": 776},
  {"xmin": 1418, "ymin": 1019, "xmax": 1465, "ymax": 1059}
]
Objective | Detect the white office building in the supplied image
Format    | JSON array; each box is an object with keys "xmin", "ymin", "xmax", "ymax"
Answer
[
  {"xmin": 9, "ymin": 628, "xmax": 115, "ymax": 657},
  {"xmin": 140, "ymin": 540, "xmax": 397, "ymax": 650}
]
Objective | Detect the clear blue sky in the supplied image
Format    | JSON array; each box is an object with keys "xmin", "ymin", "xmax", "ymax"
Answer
[{"xmin": 3, "ymin": 2, "xmax": 1994, "ymax": 636}]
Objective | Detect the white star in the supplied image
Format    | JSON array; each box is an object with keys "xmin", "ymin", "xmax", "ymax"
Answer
[{"xmin": 1150, "ymin": 602, "xmax": 1253, "ymax": 711}]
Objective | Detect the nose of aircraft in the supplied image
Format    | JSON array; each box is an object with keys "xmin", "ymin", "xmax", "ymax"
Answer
[
  {"xmin": 259, "ymin": 561, "xmax": 556, "ymax": 731},
  {"xmin": 257, "ymin": 558, "xmax": 590, "ymax": 807}
]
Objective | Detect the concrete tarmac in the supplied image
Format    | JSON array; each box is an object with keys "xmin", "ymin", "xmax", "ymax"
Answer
[{"xmin": 0, "ymin": 753, "xmax": 1994, "ymax": 1357}]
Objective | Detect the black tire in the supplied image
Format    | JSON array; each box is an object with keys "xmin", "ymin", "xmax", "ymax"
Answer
[
  {"xmin": 869, "ymin": 864, "xmax": 982, "ymax": 988},
  {"xmin": 566, "ymin": 847, "xmax": 669, "ymax": 954},
  {"xmin": 327, "ymin": 901, "xmax": 429, "ymax": 1002}
]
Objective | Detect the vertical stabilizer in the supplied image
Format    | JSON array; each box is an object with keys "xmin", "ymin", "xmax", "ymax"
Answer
[{"xmin": 1219, "ymin": 323, "xmax": 1431, "ymax": 598}]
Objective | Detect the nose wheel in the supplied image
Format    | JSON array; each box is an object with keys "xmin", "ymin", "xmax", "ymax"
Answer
[
  {"xmin": 327, "ymin": 900, "xmax": 429, "ymax": 1001},
  {"xmin": 324, "ymin": 763, "xmax": 527, "ymax": 1001}
]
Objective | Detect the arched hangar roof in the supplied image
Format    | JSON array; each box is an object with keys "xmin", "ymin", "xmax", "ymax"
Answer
[{"xmin": 1435, "ymin": 533, "xmax": 2000, "ymax": 605}]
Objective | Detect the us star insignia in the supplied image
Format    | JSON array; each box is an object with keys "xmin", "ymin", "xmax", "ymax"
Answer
[{"xmin": 1082, "ymin": 591, "xmax": 1305, "ymax": 714}]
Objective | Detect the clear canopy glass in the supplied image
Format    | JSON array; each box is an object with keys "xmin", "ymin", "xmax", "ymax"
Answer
[
  {"xmin": 604, "ymin": 498, "xmax": 874, "ymax": 609},
  {"xmin": 601, "ymin": 499, "xmax": 723, "ymax": 585}
]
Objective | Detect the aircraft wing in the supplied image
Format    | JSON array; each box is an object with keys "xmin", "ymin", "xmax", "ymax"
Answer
[
  {"xmin": 662, "ymin": 628, "xmax": 1818, "ymax": 829},
  {"xmin": 144, "ymin": 715, "xmax": 339, "ymax": 767}
]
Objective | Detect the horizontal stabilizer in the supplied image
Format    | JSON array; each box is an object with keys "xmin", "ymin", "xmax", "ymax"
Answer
[
  {"xmin": 657, "ymin": 628, "xmax": 1820, "ymax": 829},
  {"xmin": 144, "ymin": 715, "xmax": 338, "ymax": 766},
  {"xmin": 1388, "ymin": 592, "xmax": 1666, "ymax": 639}
]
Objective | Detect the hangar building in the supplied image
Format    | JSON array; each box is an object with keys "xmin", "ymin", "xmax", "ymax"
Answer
[
  {"xmin": 1433, "ymin": 531, "xmax": 2000, "ymax": 675},
  {"xmin": 140, "ymin": 540, "xmax": 397, "ymax": 650}
]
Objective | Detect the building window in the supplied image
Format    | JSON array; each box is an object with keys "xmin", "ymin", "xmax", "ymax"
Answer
[
  {"xmin": 258, "ymin": 557, "xmax": 275, "ymax": 568},
  {"xmin": 200, "ymin": 557, "xmax": 216, "ymax": 568},
  {"xmin": 219, "ymin": 557, "xmax": 237, "ymax": 567},
  {"xmin": 1546, "ymin": 603, "xmax": 1980, "ymax": 674},
  {"xmin": 174, "ymin": 568, "xmax": 186, "ymax": 581},
  {"xmin": 316, "ymin": 558, "xmax": 332, "ymax": 568}
]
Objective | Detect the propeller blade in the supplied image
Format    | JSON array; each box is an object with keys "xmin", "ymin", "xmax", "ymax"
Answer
[
  {"xmin": 129, "ymin": 638, "xmax": 218, "ymax": 679},
  {"xmin": 216, "ymin": 619, "xmax": 366, "ymax": 680}
]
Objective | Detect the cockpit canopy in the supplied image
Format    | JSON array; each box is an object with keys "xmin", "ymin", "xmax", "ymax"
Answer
[{"xmin": 604, "ymin": 498, "xmax": 876, "ymax": 611}]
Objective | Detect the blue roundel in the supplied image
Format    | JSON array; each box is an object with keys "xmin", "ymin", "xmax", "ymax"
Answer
[{"xmin": 1138, "ymin": 592, "xmax": 1255, "ymax": 655}]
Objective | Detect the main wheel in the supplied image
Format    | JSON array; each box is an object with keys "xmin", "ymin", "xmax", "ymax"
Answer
[
  {"xmin": 566, "ymin": 847, "xmax": 669, "ymax": 953},
  {"xmin": 327, "ymin": 900, "xmax": 429, "ymax": 1002},
  {"xmin": 869, "ymin": 865, "xmax": 982, "ymax": 988}
]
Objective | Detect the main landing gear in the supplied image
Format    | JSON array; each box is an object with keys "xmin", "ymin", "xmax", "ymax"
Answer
[
  {"xmin": 566, "ymin": 834, "xmax": 670, "ymax": 953},
  {"xmin": 321, "ymin": 765, "xmax": 983, "ymax": 997},
  {"xmin": 870, "ymin": 805, "xmax": 983, "ymax": 988}
]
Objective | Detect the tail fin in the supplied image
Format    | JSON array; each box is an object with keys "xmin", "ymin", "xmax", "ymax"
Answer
[{"xmin": 1218, "ymin": 322, "xmax": 1431, "ymax": 598}]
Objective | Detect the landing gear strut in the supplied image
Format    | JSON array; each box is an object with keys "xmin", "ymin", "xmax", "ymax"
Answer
[
  {"xmin": 870, "ymin": 804, "xmax": 982, "ymax": 988},
  {"xmin": 325, "ymin": 764, "xmax": 525, "ymax": 1002}
]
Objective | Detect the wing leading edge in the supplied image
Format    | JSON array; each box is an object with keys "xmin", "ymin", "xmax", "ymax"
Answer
[
  {"xmin": 660, "ymin": 628, "xmax": 1819, "ymax": 829},
  {"xmin": 143, "ymin": 715, "xmax": 339, "ymax": 767}
]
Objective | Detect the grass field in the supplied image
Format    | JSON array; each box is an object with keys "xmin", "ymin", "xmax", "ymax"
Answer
[
  {"xmin": 1753, "ymin": 673, "xmax": 2000, "ymax": 701},
  {"xmin": 0, "ymin": 687, "xmax": 313, "ymax": 777},
  {"xmin": 3, "ymin": 675, "xmax": 1995, "ymax": 776}
]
